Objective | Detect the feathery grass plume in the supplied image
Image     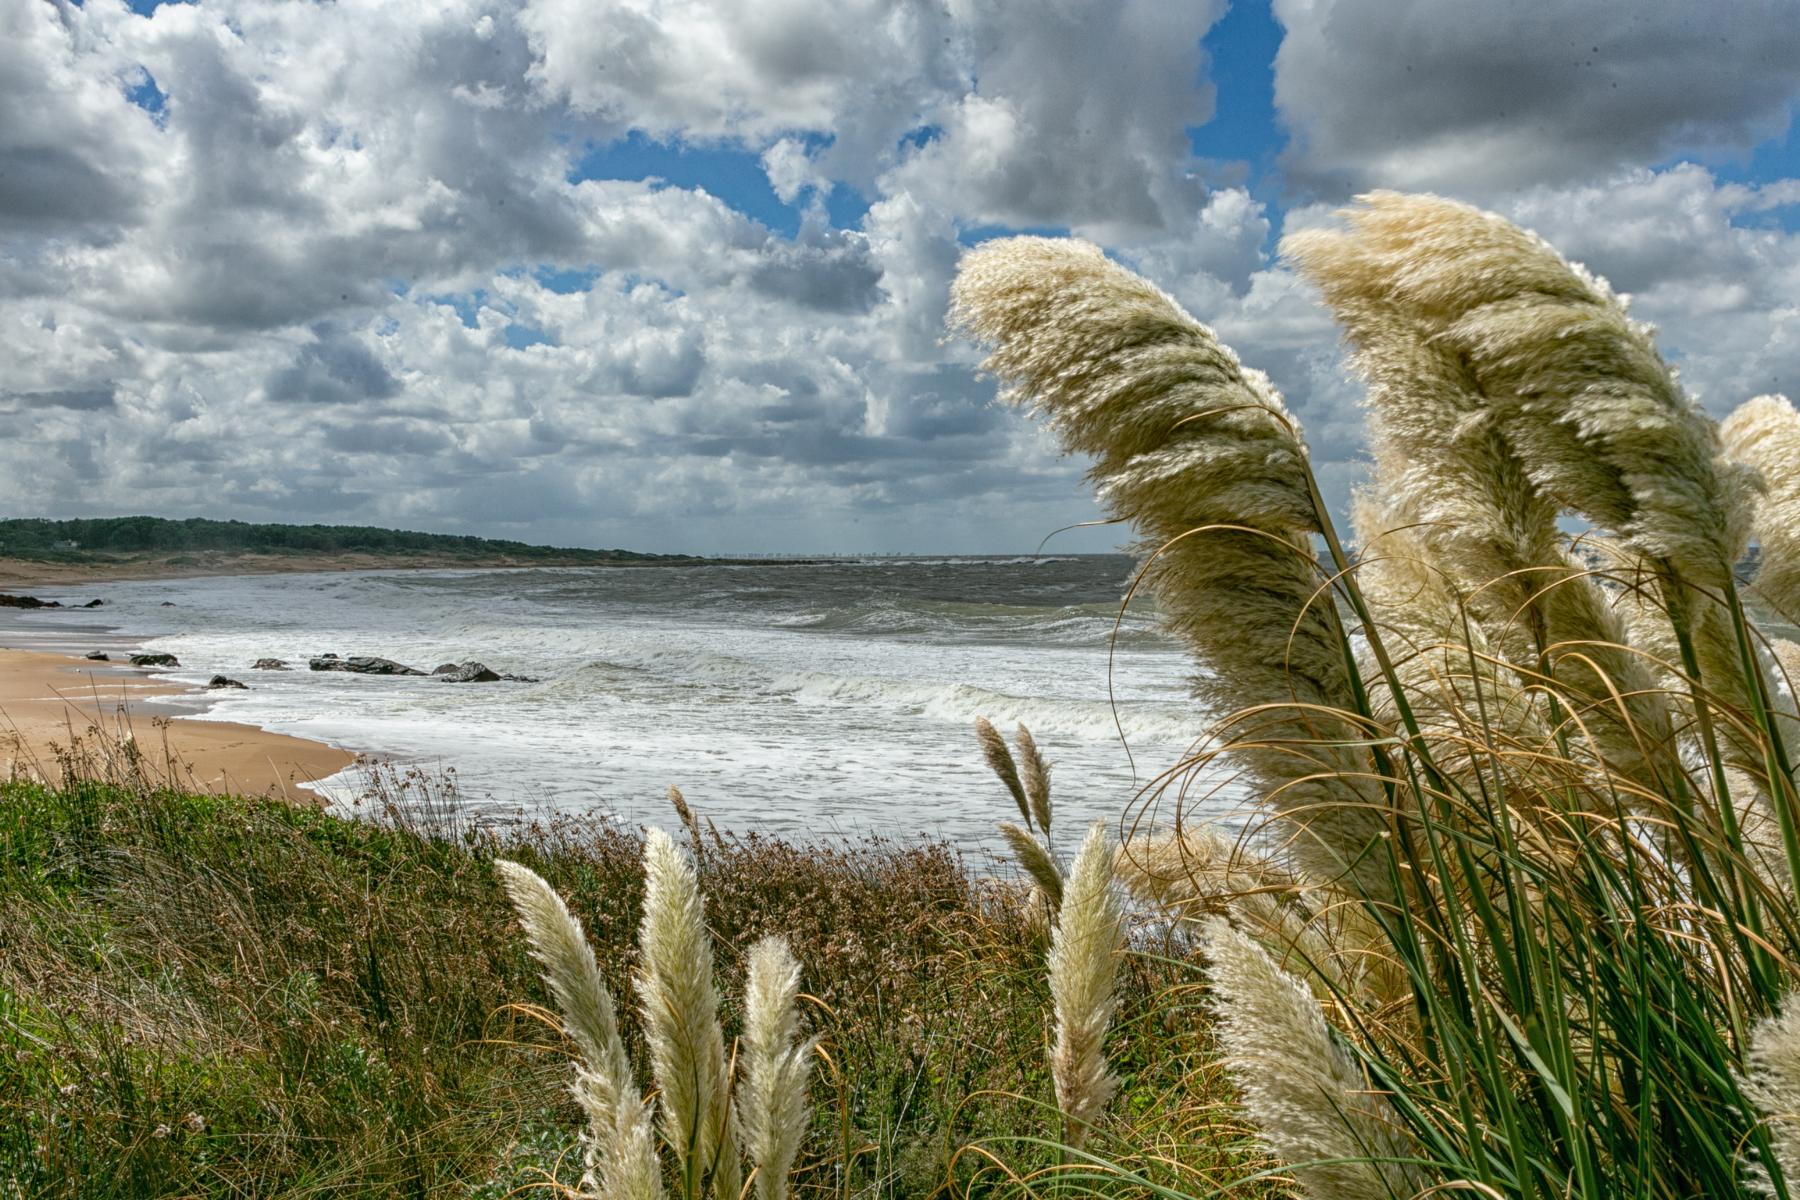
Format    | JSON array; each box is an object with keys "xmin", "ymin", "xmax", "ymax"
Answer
[
  {"xmin": 1724, "ymin": 394, "xmax": 1800, "ymax": 621},
  {"xmin": 495, "ymin": 859, "xmax": 662, "ymax": 1199},
  {"xmin": 1743, "ymin": 989, "xmax": 1800, "ymax": 1195},
  {"xmin": 980, "ymin": 718, "xmax": 1063, "ymax": 909},
  {"xmin": 950, "ymin": 237, "xmax": 1393, "ymax": 899},
  {"xmin": 1286, "ymin": 218, "xmax": 1563, "ymax": 658},
  {"xmin": 1201, "ymin": 918, "xmax": 1427, "ymax": 1200},
  {"xmin": 638, "ymin": 828, "xmax": 739, "ymax": 1199},
  {"xmin": 736, "ymin": 936, "xmax": 814, "ymax": 1200},
  {"xmin": 1015, "ymin": 723, "xmax": 1053, "ymax": 834},
  {"xmin": 1048, "ymin": 822, "xmax": 1125, "ymax": 1150},
  {"xmin": 975, "ymin": 716, "xmax": 1032, "ymax": 827},
  {"xmin": 1117, "ymin": 826, "xmax": 1405, "ymax": 1011},
  {"xmin": 1291, "ymin": 210, "xmax": 1676, "ymax": 789},
  {"xmin": 998, "ymin": 820, "xmax": 1064, "ymax": 911},
  {"xmin": 1290, "ymin": 190, "xmax": 1756, "ymax": 589}
]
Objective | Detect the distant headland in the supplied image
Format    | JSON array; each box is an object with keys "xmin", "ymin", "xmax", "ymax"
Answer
[{"xmin": 0, "ymin": 515, "xmax": 697, "ymax": 586}]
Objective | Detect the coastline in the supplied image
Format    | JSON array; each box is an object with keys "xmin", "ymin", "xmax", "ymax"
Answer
[{"xmin": 0, "ymin": 643, "xmax": 358, "ymax": 805}]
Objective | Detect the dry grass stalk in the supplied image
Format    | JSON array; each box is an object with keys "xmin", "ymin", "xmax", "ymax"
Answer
[
  {"xmin": 669, "ymin": 784, "xmax": 706, "ymax": 856},
  {"xmin": 979, "ymin": 719, "xmax": 1064, "ymax": 912}
]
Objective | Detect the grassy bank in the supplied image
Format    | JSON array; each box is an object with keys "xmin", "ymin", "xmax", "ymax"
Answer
[{"xmin": 0, "ymin": 772, "xmax": 1270, "ymax": 1198}]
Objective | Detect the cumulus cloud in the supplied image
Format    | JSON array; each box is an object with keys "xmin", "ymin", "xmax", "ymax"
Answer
[
  {"xmin": 1274, "ymin": 0, "xmax": 1800, "ymax": 195},
  {"xmin": 0, "ymin": 0, "xmax": 1796, "ymax": 553}
]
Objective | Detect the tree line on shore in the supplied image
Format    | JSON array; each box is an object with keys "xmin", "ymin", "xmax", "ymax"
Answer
[{"xmin": 0, "ymin": 516, "xmax": 678, "ymax": 563}]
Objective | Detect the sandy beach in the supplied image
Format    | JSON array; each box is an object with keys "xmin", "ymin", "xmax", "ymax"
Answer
[{"xmin": 0, "ymin": 647, "xmax": 356, "ymax": 802}]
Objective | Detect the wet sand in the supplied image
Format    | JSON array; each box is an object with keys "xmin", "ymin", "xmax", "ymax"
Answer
[{"xmin": 0, "ymin": 647, "xmax": 356, "ymax": 803}]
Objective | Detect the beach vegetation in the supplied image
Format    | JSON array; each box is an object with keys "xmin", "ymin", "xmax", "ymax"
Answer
[
  {"xmin": 0, "ymin": 756, "xmax": 1264, "ymax": 1197},
  {"xmin": 950, "ymin": 189, "xmax": 1800, "ymax": 1196}
]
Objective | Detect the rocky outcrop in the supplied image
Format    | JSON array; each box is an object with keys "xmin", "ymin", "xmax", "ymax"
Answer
[
  {"xmin": 81, "ymin": 599, "xmax": 103, "ymax": 608},
  {"xmin": 433, "ymin": 660, "xmax": 541, "ymax": 683},
  {"xmin": 0, "ymin": 593, "xmax": 58, "ymax": 608},
  {"xmin": 251, "ymin": 658, "xmax": 290, "ymax": 671},
  {"xmin": 309, "ymin": 655, "xmax": 426, "ymax": 676},
  {"xmin": 435, "ymin": 661, "xmax": 503, "ymax": 683},
  {"xmin": 84, "ymin": 651, "xmax": 110, "ymax": 661},
  {"xmin": 208, "ymin": 675, "xmax": 248, "ymax": 689},
  {"xmin": 130, "ymin": 652, "xmax": 180, "ymax": 668}
]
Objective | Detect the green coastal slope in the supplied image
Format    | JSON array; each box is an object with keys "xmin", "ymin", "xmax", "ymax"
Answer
[{"xmin": 0, "ymin": 516, "xmax": 684, "ymax": 566}]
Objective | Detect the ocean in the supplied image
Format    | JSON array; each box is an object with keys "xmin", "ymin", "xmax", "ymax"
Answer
[{"xmin": 5, "ymin": 557, "xmax": 1226, "ymax": 846}]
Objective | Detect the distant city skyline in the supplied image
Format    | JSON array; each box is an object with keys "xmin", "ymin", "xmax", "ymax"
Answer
[{"xmin": 3, "ymin": 0, "xmax": 1797, "ymax": 554}]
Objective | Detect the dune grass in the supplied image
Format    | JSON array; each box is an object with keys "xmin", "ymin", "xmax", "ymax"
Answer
[
  {"xmin": 951, "ymin": 191, "xmax": 1800, "ymax": 1197},
  {"xmin": 0, "ymin": 762, "xmax": 1275, "ymax": 1198}
]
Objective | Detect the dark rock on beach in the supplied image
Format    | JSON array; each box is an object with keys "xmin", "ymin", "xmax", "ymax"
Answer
[
  {"xmin": 130, "ymin": 652, "xmax": 180, "ymax": 668},
  {"xmin": 208, "ymin": 675, "xmax": 248, "ymax": 690},
  {"xmin": 81, "ymin": 599, "xmax": 103, "ymax": 608},
  {"xmin": 310, "ymin": 655, "xmax": 425, "ymax": 676},
  {"xmin": 0, "ymin": 593, "xmax": 59, "ymax": 608},
  {"xmin": 84, "ymin": 651, "xmax": 110, "ymax": 661},
  {"xmin": 251, "ymin": 658, "xmax": 290, "ymax": 670}
]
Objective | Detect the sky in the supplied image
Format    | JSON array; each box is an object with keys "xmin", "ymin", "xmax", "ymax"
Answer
[{"xmin": 3, "ymin": 0, "xmax": 1798, "ymax": 555}]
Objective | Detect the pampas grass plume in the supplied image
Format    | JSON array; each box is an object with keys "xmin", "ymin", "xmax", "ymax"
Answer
[
  {"xmin": 737, "ymin": 936, "xmax": 814, "ymax": 1200},
  {"xmin": 1723, "ymin": 394, "xmax": 1800, "ymax": 620},
  {"xmin": 1015, "ymin": 722, "xmax": 1053, "ymax": 833},
  {"xmin": 1743, "ymin": 989, "xmax": 1800, "ymax": 1194},
  {"xmin": 1290, "ymin": 191, "xmax": 1754, "ymax": 586},
  {"xmin": 999, "ymin": 820, "xmax": 1064, "ymax": 910},
  {"xmin": 950, "ymin": 236, "xmax": 1393, "ymax": 898},
  {"xmin": 976, "ymin": 716, "xmax": 1032, "ymax": 827},
  {"xmin": 1048, "ymin": 822, "xmax": 1125, "ymax": 1149},
  {"xmin": 638, "ymin": 828, "xmax": 739, "ymax": 1198},
  {"xmin": 1201, "ymin": 918, "xmax": 1426, "ymax": 1200},
  {"xmin": 495, "ymin": 859, "xmax": 662, "ymax": 1199}
]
